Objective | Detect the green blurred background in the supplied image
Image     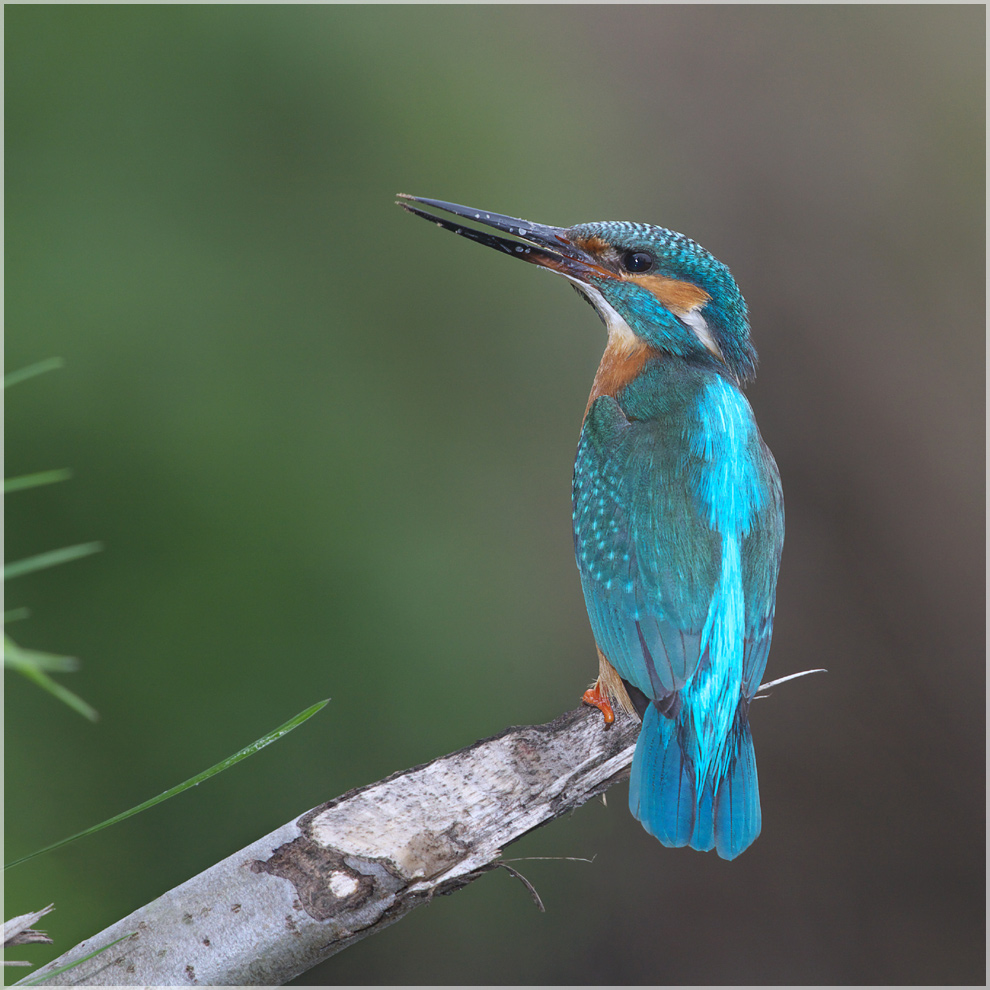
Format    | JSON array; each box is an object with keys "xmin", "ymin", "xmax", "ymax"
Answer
[{"xmin": 5, "ymin": 6, "xmax": 983, "ymax": 984}]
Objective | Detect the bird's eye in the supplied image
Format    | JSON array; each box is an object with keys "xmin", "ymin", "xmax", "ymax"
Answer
[{"xmin": 621, "ymin": 251, "xmax": 654, "ymax": 274}]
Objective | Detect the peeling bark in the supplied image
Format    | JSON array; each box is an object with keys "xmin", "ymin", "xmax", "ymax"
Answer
[
  {"xmin": 5, "ymin": 905, "xmax": 54, "ymax": 948},
  {"xmin": 5, "ymin": 905, "xmax": 55, "ymax": 968},
  {"xmin": 21, "ymin": 705, "xmax": 639, "ymax": 987}
]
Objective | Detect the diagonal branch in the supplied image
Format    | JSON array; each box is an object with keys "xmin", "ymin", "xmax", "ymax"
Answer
[{"xmin": 20, "ymin": 705, "xmax": 639, "ymax": 987}]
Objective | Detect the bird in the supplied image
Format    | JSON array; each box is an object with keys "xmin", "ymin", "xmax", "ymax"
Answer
[{"xmin": 398, "ymin": 195, "xmax": 784, "ymax": 860}]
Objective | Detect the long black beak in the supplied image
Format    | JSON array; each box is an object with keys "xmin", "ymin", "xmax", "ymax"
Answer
[{"xmin": 396, "ymin": 195, "xmax": 607, "ymax": 283}]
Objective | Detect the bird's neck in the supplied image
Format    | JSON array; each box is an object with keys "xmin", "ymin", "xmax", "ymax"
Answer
[
  {"xmin": 584, "ymin": 326, "xmax": 657, "ymax": 420},
  {"xmin": 585, "ymin": 333, "xmax": 739, "ymax": 425}
]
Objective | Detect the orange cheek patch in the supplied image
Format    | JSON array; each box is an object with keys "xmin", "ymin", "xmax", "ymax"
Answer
[{"xmin": 626, "ymin": 273, "xmax": 710, "ymax": 315}]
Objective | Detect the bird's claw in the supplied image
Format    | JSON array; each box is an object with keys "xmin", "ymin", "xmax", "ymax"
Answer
[{"xmin": 582, "ymin": 680, "xmax": 615, "ymax": 727}]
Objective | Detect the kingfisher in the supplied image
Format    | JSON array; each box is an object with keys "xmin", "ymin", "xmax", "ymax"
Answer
[{"xmin": 398, "ymin": 195, "xmax": 784, "ymax": 860}]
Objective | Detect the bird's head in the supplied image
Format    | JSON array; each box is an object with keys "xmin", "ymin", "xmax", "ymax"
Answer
[{"xmin": 398, "ymin": 196, "xmax": 756, "ymax": 385}]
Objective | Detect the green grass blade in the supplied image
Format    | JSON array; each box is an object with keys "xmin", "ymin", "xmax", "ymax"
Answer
[
  {"xmin": 4, "ymin": 358, "xmax": 65, "ymax": 389},
  {"xmin": 4, "ymin": 640, "xmax": 80, "ymax": 673},
  {"xmin": 12, "ymin": 663, "xmax": 98, "ymax": 722},
  {"xmin": 15, "ymin": 931, "xmax": 136, "ymax": 986},
  {"xmin": 5, "ymin": 607, "xmax": 32, "ymax": 623},
  {"xmin": 5, "ymin": 636, "xmax": 97, "ymax": 721},
  {"xmin": 5, "ymin": 699, "xmax": 330, "ymax": 870},
  {"xmin": 4, "ymin": 543, "xmax": 103, "ymax": 581},
  {"xmin": 5, "ymin": 469, "xmax": 73, "ymax": 494}
]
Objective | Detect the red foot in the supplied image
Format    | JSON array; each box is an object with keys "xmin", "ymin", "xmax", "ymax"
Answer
[{"xmin": 582, "ymin": 680, "xmax": 615, "ymax": 727}]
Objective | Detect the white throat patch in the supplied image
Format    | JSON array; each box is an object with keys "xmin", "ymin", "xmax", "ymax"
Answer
[{"xmin": 571, "ymin": 281, "xmax": 640, "ymax": 353}]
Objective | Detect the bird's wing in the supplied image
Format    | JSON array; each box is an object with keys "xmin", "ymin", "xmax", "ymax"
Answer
[
  {"xmin": 574, "ymin": 394, "xmax": 784, "ymax": 703},
  {"xmin": 573, "ymin": 396, "xmax": 720, "ymax": 699},
  {"xmin": 740, "ymin": 439, "xmax": 785, "ymax": 698}
]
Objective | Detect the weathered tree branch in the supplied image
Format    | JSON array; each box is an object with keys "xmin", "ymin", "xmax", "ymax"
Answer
[
  {"xmin": 22, "ymin": 705, "xmax": 639, "ymax": 986},
  {"xmin": 5, "ymin": 905, "xmax": 55, "ymax": 969}
]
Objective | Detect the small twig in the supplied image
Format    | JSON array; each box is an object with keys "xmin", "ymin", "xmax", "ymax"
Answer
[
  {"xmin": 500, "ymin": 855, "xmax": 596, "ymax": 865},
  {"xmin": 497, "ymin": 863, "xmax": 546, "ymax": 913},
  {"xmin": 754, "ymin": 668, "xmax": 827, "ymax": 699}
]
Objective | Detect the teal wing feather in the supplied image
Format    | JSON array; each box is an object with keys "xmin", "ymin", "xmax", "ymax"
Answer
[
  {"xmin": 573, "ymin": 393, "xmax": 721, "ymax": 699},
  {"xmin": 574, "ymin": 387, "xmax": 783, "ymax": 703},
  {"xmin": 740, "ymin": 438, "xmax": 784, "ymax": 697}
]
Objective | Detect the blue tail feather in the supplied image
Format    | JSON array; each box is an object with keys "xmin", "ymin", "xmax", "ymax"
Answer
[
  {"xmin": 714, "ymin": 718, "xmax": 761, "ymax": 860},
  {"xmin": 691, "ymin": 776, "xmax": 716, "ymax": 852},
  {"xmin": 629, "ymin": 702, "xmax": 762, "ymax": 860},
  {"xmin": 629, "ymin": 704, "xmax": 695, "ymax": 847}
]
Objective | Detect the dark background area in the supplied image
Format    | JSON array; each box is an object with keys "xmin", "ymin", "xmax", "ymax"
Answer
[{"xmin": 5, "ymin": 6, "xmax": 984, "ymax": 985}]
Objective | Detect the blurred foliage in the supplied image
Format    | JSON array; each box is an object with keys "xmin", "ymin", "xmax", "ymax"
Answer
[
  {"xmin": 5, "ymin": 6, "xmax": 984, "ymax": 985},
  {"xmin": 5, "ymin": 359, "xmax": 100, "ymax": 722}
]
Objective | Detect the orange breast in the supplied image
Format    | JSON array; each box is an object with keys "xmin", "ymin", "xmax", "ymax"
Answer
[{"xmin": 585, "ymin": 335, "xmax": 656, "ymax": 419}]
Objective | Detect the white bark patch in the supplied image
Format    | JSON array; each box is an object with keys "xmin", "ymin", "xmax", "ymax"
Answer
[
  {"xmin": 308, "ymin": 732, "xmax": 532, "ymax": 879},
  {"xmin": 328, "ymin": 872, "xmax": 359, "ymax": 898}
]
